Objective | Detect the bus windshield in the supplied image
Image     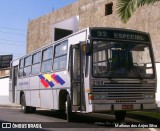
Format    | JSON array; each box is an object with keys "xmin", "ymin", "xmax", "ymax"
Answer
[{"xmin": 92, "ymin": 41, "xmax": 154, "ymax": 79}]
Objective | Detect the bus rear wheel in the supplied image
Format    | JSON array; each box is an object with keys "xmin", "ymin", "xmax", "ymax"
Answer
[
  {"xmin": 65, "ymin": 95, "xmax": 73, "ymax": 122},
  {"xmin": 115, "ymin": 111, "xmax": 126, "ymax": 121},
  {"xmin": 21, "ymin": 94, "xmax": 30, "ymax": 113}
]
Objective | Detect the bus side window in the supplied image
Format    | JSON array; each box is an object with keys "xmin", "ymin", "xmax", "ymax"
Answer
[
  {"xmin": 53, "ymin": 41, "xmax": 68, "ymax": 71},
  {"xmin": 18, "ymin": 59, "xmax": 24, "ymax": 77},
  {"xmin": 32, "ymin": 51, "xmax": 41, "ymax": 75},
  {"xmin": 24, "ymin": 56, "xmax": 32, "ymax": 76},
  {"xmin": 41, "ymin": 47, "xmax": 53, "ymax": 73}
]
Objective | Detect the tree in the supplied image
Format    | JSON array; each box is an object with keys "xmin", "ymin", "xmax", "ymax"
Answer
[{"xmin": 116, "ymin": 0, "xmax": 160, "ymax": 23}]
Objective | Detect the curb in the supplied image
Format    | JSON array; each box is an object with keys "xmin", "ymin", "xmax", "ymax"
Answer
[
  {"xmin": 0, "ymin": 104, "xmax": 20, "ymax": 108},
  {"xmin": 126, "ymin": 113, "xmax": 160, "ymax": 123}
]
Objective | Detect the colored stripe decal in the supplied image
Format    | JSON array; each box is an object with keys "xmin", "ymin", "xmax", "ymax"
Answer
[
  {"xmin": 44, "ymin": 74, "xmax": 52, "ymax": 82},
  {"xmin": 55, "ymin": 75, "xmax": 65, "ymax": 85},
  {"xmin": 38, "ymin": 74, "xmax": 45, "ymax": 80},
  {"xmin": 41, "ymin": 79, "xmax": 49, "ymax": 88},
  {"xmin": 39, "ymin": 74, "xmax": 65, "ymax": 88},
  {"xmin": 51, "ymin": 74, "xmax": 59, "ymax": 84},
  {"xmin": 46, "ymin": 79, "xmax": 54, "ymax": 88}
]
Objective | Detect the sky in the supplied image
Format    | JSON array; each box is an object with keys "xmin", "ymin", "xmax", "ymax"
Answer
[{"xmin": 0, "ymin": 0, "xmax": 77, "ymax": 60}]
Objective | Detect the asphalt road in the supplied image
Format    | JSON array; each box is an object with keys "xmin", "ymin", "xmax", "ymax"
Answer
[{"xmin": 0, "ymin": 106, "xmax": 159, "ymax": 131}]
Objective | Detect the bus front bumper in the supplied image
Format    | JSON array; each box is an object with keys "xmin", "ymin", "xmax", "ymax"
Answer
[{"xmin": 91, "ymin": 103, "xmax": 157, "ymax": 112}]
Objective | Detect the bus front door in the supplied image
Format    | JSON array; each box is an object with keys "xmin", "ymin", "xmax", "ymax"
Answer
[
  {"xmin": 12, "ymin": 66, "xmax": 18, "ymax": 103},
  {"xmin": 70, "ymin": 44, "xmax": 85, "ymax": 111}
]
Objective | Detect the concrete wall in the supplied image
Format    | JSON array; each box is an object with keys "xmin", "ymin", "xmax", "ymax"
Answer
[
  {"xmin": 27, "ymin": 1, "xmax": 79, "ymax": 53},
  {"xmin": 0, "ymin": 77, "xmax": 11, "ymax": 105},
  {"xmin": 51, "ymin": 16, "xmax": 79, "ymax": 41},
  {"xmin": 27, "ymin": 0, "xmax": 160, "ymax": 63},
  {"xmin": 156, "ymin": 63, "xmax": 160, "ymax": 107}
]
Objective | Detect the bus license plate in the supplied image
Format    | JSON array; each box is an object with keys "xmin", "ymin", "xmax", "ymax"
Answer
[{"xmin": 122, "ymin": 105, "xmax": 133, "ymax": 109}]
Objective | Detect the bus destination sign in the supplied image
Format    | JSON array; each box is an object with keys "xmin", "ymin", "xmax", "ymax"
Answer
[
  {"xmin": 0, "ymin": 55, "xmax": 13, "ymax": 69},
  {"xmin": 91, "ymin": 29, "xmax": 150, "ymax": 42}
]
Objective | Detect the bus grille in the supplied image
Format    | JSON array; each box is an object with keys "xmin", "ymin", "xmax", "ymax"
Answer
[{"xmin": 92, "ymin": 83, "xmax": 155, "ymax": 99}]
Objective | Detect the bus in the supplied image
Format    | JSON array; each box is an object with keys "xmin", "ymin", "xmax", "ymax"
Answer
[{"xmin": 9, "ymin": 27, "xmax": 157, "ymax": 122}]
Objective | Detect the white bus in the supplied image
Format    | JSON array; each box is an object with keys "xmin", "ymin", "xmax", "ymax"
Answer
[{"xmin": 9, "ymin": 27, "xmax": 157, "ymax": 121}]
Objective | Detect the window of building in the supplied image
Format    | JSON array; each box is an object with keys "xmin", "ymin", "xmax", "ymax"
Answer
[
  {"xmin": 54, "ymin": 28, "xmax": 73, "ymax": 41},
  {"xmin": 105, "ymin": 3, "xmax": 113, "ymax": 16},
  {"xmin": 53, "ymin": 41, "xmax": 68, "ymax": 70}
]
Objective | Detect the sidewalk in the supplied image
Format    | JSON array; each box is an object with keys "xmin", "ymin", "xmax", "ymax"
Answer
[{"xmin": 0, "ymin": 103, "xmax": 20, "ymax": 108}]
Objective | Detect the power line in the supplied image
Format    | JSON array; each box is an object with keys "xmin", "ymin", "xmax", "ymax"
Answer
[
  {"xmin": 0, "ymin": 30, "xmax": 25, "ymax": 36},
  {"xmin": 0, "ymin": 43, "xmax": 25, "ymax": 47},
  {"xmin": 0, "ymin": 39, "xmax": 25, "ymax": 43},
  {"xmin": 0, "ymin": 26, "xmax": 26, "ymax": 32}
]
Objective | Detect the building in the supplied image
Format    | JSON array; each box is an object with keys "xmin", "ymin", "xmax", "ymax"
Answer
[
  {"xmin": 27, "ymin": 0, "xmax": 160, "ymax": 106},
  {"xmin": 0, "ymin": 68, "xmax": 11, "ymax": 105}
]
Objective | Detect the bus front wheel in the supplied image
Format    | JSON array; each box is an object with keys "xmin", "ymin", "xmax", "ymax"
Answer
[
  {"xmin": 21, "ymin": 94, "xmax": 30, "ymax": 113},
  {"xmin": 30, "ymin": 107, "xmax": 36, "ymax": 113},
  {"xmin": 115, "ymin": 111, "xmax": 126, "ymax": 121},
  {"xmin": 65, "ymin": 95, "xmax": 73, "ymax": 122}
]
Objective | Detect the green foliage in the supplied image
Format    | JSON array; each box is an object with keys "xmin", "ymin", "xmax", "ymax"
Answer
[
  {"xmin": 128, "ymin": 111, "xmax": 160, "ymax": 119},
  {"xmin": 116, "ymin": 0, "xmax": 160, "ymax": 23}
]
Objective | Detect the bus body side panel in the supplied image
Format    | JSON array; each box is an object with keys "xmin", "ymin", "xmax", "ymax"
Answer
[
  {"xmin": 30, "ymin": 76, "xmax": 40, "ymax": 107},
  {"xmin": 39, "ymin": 71, "xmax": 70, "ymax": 110},
  {"xmin": 39, "ymin": 73, "xmax": 54, "ymax": 109},
  {"xmin": 53, "ymin": 90, "xmax": 58, "ymax": 110},
  {"xmin": 84, "ymin": 58, "xmax": 92, "ymax": 113},
  {"xmin": 67, "ymin": 30, "xmax": 87, "ymax": 47},
  {"xmin": 17, "ymin": 78, "xmax": 22, "ymax": 104},
  {"xmin": 21, "ymin": 77, "xmax": 31, "ymax": 106},
  {"xmin": 54, "ymin": 71, "xmax": 70, "ymax": 110}
]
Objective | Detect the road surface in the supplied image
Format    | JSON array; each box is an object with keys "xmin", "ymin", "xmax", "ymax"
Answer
[{"xmin": 0, "ymin": 106, "xmax": 159, "ymax": 131}]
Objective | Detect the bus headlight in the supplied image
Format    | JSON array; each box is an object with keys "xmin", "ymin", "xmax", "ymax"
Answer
[
  {"xmin": 144, "ymin": 94, "xmax": 154, "ymax": 99},
  {"xmin": 88, "ymin": 94, "xmax": 107, "ymax": 100}
]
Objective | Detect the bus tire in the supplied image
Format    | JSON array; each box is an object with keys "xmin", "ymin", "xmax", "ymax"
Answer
[
  {"xmin": 21, "ymin": 94, "xmax": 30, "ymax": 113},
  {"xmin": 30, "ymin": 107, "xmax": 36, "ymax": 113},
  {"xmin": 115, "ymin": 111, "xmax": 126, "ymax": 121},
  {"xmin": 65, "ymin": 94, "xmax": 73, "ymax": 122}
]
